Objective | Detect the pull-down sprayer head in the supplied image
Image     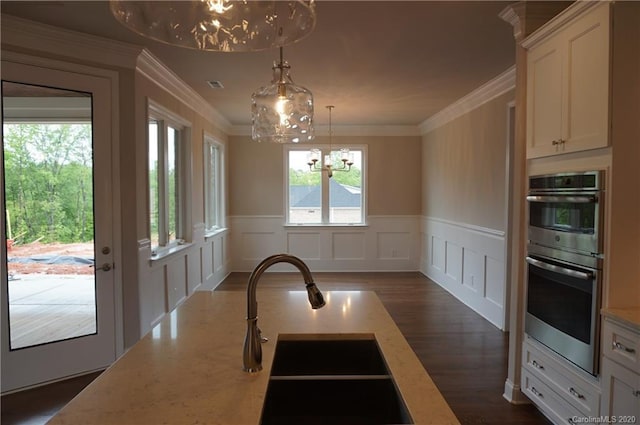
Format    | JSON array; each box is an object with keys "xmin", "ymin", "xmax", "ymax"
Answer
[{"xmin": 243, "ymin": 254, "xmax": 326, "ymax": 373}]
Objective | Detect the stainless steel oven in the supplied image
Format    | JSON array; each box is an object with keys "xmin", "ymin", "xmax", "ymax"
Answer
[
  {"xmin": 527, "ymin": 171, "xmax": 604, "ymax": 256},
  {"xmin": 525, "ymin": 171, "xmax": 605, "ymax": 376},
  {"xmin": 525, "ymin": 245, "xmax": 601, "ymax": 375}
]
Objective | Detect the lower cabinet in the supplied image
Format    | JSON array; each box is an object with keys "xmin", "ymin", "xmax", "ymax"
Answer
[
  {"xmin": 522, "ymin": 336, "xmax": 601, "ymax": 424},
  {"xmin": 600, "ymin": 317, "xmax": 640, "ymax": 417}
]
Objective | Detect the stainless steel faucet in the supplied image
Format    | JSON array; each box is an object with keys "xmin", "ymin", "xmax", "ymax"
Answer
[{"xmin": 243, "ymin": 253, "xmax": 326, "ymax": 372}]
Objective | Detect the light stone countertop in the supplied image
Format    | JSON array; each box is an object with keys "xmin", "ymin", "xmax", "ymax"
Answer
[
  {"xmin": 602, "ymin": 306, "xmax": 640, "ymax": 332},
  {"xmin": 49, "ymin": 290, "xmax": 460, "ymax": 425}
]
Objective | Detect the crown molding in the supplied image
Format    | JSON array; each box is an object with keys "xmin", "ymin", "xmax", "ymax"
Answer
[
  {"xmin": 499, "ymin": 3, "xmax": 524, "ymax": 39},
  {"xmin": 136, "ymin": 50, "xmax": 232, "ymax": 134},
  {"xmin": 419, "ymin": 65, "xmax": 515, "ymax": 135},
  {"xmin": 229, "ymin": 124, "xmax": 421, "ymax": 137},
  {"xmin": 1, "ymin": 14, "xmax": 142, "ymax": 69},
  {"xmin": 521, "ymin": 0, "xmax": 607, "ymax": 49}
]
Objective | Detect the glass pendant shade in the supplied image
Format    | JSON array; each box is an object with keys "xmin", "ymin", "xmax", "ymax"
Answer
[
  {"xmin": 109, "ymin": 0, "xmax": 316, "ymax": 52},
  {"xmin": 251, "ymin": 55, "xmax": 314, "ymax": 144}
]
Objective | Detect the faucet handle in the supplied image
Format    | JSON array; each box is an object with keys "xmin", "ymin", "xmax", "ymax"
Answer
[{"xmin": 258, "ymin": 327, "xmax": 269, "ymax": 343}]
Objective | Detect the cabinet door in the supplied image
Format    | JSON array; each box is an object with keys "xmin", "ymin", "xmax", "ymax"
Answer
[
  {"xmin": 526, "ymin": 36, "xmax": 563, "ymax": 159},
  {"xmin": 562, "ymin": 3, "xmax": 610, "ymax": 153},
  {"xmin": 601, "ymin": 357, "xmax": 640, "ymax": 417}
]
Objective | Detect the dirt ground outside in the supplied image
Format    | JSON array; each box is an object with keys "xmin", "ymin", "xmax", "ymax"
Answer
[{"xmin": 7, "ymin": 242, "xmax": 94, "ymax": 275}]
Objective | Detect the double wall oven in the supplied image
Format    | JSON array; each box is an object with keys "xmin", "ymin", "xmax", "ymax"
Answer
[{"xmin": 525, "ymin": 171, "xmax": 605, "ymax": 375}]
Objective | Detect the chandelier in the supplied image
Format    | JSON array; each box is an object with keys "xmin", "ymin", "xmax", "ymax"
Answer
[
  {"xmin": 109, "ymin": 1, "xmax": 317, "ymax": 52},
  {"xmin": 251, "ymin": 46, "xmax": 314, "ymax": 144},
  {"xmin": 307, "ymin": 106, "xmax": 352, "ymax": 178}
]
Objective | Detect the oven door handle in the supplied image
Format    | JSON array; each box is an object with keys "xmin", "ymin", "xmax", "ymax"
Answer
[
  {"xmin": 526, "ymin": 195, "xmax": 597, "ymax": 203},
  {"xmin": 526, "ymin": 256, "xmax": 593, "ymax": 280}
]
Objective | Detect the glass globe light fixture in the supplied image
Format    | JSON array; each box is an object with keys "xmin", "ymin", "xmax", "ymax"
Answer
[
  {"xmin": 109, "ymin": 0, "xmax": 316, "ymax": 52},
  {"xmin": 251, "ymin": 47, "xmax": 314, "ymax": 143}
]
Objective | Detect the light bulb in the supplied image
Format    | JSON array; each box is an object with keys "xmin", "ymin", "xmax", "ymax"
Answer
[{"xmin": 276, "ymin": 96, "xmax": 288, "ymax": 126}]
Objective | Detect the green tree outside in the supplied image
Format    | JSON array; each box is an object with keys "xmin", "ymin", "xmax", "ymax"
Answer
[{"xmin": 3, "ymin": 123, "xmax": 94, "ymax": 244}]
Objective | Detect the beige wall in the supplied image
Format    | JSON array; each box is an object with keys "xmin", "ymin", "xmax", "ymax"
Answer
[
  {"xmin": 229, "ymin": 135, "xmax": 422, "ymax": 216},
  {"xmin": 421, "ymin": 90, "xmax": 514, "ymax": 231}
]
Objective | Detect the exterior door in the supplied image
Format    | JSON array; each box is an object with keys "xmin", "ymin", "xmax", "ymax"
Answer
[{"xmin": 1, "ymin": 60, "xmax": 116, "ymax": 392}]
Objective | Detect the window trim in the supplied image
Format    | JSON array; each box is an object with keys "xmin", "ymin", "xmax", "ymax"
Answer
[
  {"xmin": 147, "ymin": 99, "xmax": 192, "ymax": 257},
  {"xmin": 203, "ymin": 132, "xmax": 226, "ymax": 237},
  {"xmin": 284, "ymin": 144, "xmax": 367, "ymax": 226}
]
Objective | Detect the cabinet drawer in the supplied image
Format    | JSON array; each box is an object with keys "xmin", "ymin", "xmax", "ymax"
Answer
[
  {"xmin": 522, "ymin": 368, "xmax": 584, "ymax": 425},
  {"xmin": 523, "ymin": 338, "xmax": 600, "ymax": 416},
  {"xmin": 603, "ymin": 319, "xmax": 640, "ymax": 374}
]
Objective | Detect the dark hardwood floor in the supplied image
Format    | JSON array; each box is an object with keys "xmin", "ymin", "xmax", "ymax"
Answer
[{"xmin": 1, "ymin": 272, "xmax": 550, "ymax": 425}]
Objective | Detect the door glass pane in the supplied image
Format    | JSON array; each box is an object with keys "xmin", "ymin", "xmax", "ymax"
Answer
[
  {"xmin": 330, "ymin": 150, "xmax": 362, "ymax": 224},
  {"xmin": 2, "ymin": 81, "xmax": 97, "ymax": 350},
  {"xmin": 288, "ymin": 150, "xmax": 321, "ymax": 224}
]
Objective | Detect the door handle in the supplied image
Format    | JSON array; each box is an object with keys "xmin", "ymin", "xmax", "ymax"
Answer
[
  {"xmin": 97, "ymin": 263, "xmax": 112, "ymax": 272},
  {"xmin": 525, "ymin": 195, "xmax": 596, "ymax": 203},
  {"xmin": 526, "ymin": 256, "xmax": 593, "ymax": 280}
]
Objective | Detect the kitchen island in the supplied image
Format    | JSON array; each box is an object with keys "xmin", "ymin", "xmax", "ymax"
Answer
[{"xmin": 49, "ymin": 290, "xmax": 459, "ymax": 424}]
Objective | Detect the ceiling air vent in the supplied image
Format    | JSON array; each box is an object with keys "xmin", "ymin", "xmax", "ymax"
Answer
[{"xmin": 207, "ymin": 80, "xmax": 224, "ymax": 89}]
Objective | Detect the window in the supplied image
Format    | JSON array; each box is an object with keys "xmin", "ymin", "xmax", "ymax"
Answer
[
  {"xmin": 204, "ymin": 134, "xmax": 224, "ymax": 234},
  {"xmin": 148, "ymin": 101, "xmax": 191, "ymax": 253},
  {"xmin": 286, "ymin": 145, "xmax": 366, "ymax": 225}
]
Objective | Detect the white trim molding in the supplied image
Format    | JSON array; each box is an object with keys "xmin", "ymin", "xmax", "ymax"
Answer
[
  {"xmin": 136, "ymin": 51, "xmax": 232, "ymax": 134},
  {"xmin": 230, "ymin": 215, "xmax": 421, "ymax": 272},
  {"xmin": 420, "ymin": 216, "xmax": 507, "ymax": 330},
  {"xmin": 1, "ymin": 15, "xmax": 142, "ymax": 69},
  {"xmin": 419, "ymin": 66, "xmax": 516, "ymax": 134}
]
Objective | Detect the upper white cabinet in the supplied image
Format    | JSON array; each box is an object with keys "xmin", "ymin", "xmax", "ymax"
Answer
[{"xmin": 524, "ymin": 2, "xmax": 610, "ymax": 159}]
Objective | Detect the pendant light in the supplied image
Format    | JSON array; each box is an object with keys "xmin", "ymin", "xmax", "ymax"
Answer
[
  {"xmin": 251, "ymin": 46, "xmax": 314, "ymax": 143},
  {"xmin": 110, "ymin": 1, "xmax": 316, "ymax": 52},
  {"xmin": 307, "ymin": 105, "xmax": 352, "ymax": 177}
]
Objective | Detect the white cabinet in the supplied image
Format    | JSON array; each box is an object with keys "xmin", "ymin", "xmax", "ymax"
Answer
[
  {"xmin": 522, "ymin": 336, "xmax": 601, "ymax": 424},
  {"xmin": 601, "ymin": 318, "xmax": 640, "ymax": 417},
  {"xmin": 525, "ymin": 2, "xmax": 610, "ymax": 158}
]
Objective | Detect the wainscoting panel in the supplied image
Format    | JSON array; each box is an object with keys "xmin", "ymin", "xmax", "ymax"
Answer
[
  {"xmin": 485, "ymin": 256, "xmax": 505, "ymax": 308},
  {"xmin": 377, "ymin": 232, "xmax": 411, "ymax": 260},
  {"xmin": 165, "ymin": 256, "xmax": 187, "ymax": 311},
  {"xmin": 462, "ymin": 247, "xmax": 482, "ymax": 293},
  {"xmin": 149, "ymin": 266, "xmax": 165, "ymax": 328},
  {"xmin": 445, "ymin": 241, "xmax": 462, "ymax": 282},
  {"xmin": 230, "ymin": 216, "xmax": 420, "ymax": 272},
  {"xmin": 136, "ymin": 225, "xmax": 231, "ymax": 337},
  {"xmin": 202, "ymin": 243, "xmax": 214, "ymax": 283},
  {"xmin": 431, "ymin": 235, "xmax": 446, "ymax": 272},
  {"xmin": 287, "ymin": 232, "xmax": 321, "ymax": 260},
  {"xmin": 332, "ymin": 232, "xmax": 365, "ymax": 260},
  {"xmin": 421, "ymin": 216, "xmax": 506, "ymax": 330}
]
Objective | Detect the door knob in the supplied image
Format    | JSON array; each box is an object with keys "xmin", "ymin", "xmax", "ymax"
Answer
[{"xmin": 97, "ymin": 263, "xmax": 112, "ymax": 272}]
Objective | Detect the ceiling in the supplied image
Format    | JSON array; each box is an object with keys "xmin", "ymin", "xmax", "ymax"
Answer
[{"xmin": 0, "ymin": 1, "xmax": 516, "ymax": 129}]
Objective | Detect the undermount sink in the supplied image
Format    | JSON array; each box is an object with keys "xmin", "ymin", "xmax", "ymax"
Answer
[{"xmin": 260, "ymin": 334, "xmax": 413, "ymax": 425}]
